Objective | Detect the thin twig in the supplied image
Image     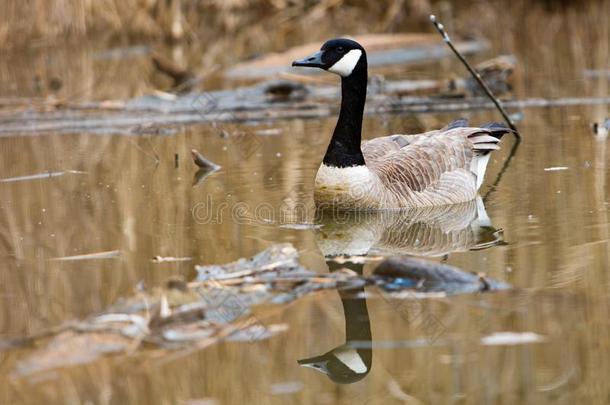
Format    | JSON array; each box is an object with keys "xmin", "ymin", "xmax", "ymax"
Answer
[{"xmin": 430, "ymin": 15, "xmax": 521, "ymax": 139}]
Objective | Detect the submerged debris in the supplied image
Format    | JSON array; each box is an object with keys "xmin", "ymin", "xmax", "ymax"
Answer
[
  {"xmin": 5, "ymin": 244, "xmax": 511, "ymax": 377},
  {"xmin": 194, "ymin": 244, "xmax": 306, "ymax": 282},
  {"xmin": 374, "ymin": 257, "xmax": 511, "ymax": 295},
  {"xmin": 7, "ymin": 244, "xmax": 320, "ymax": 376},
  {"xmin": 14, "ymin": 331, "xmax": 131, "ymax": 377}
]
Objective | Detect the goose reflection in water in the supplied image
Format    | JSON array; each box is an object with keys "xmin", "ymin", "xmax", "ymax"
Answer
[
  {"xmin": 299, "ymin": 197, "xmax": 504, "ymax": 383},
  {"xmin": 298, "ymin": 261, "xmax": 372, "ymax": 384},
  {"xmin": 315, "ymin": 196, "xmax": 504, "ymax": 258}
]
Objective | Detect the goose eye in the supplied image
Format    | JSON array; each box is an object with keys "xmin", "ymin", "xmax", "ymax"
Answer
[{"xmin": 336, "ymin": 46, "xmax": 345, "ymax": 53}]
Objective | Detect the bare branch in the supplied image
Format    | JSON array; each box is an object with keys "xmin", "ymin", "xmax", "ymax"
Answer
[{"xmin": 430, "ymin": 15, "xmax": 521, "ymax": 139}]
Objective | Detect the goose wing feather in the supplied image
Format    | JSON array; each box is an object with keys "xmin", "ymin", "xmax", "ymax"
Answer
[
  {"xmin": 363, "ymin": 127, "xmax": 501, "ymax": 199},
  {"xmin": 361, "ymin": 131, "xmax": 438, "ymax": 160}
]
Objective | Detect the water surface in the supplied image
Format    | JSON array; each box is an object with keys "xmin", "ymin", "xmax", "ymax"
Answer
[{"xmin": 1, "ymin": 2, "xmax": 609, "ymax": 403}]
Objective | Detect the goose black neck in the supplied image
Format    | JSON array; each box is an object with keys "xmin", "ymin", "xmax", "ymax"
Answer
[
  {"xmin": 334, "ymin": 263, "xmax": 372, "ymax": 343},
  {"xmin": 322, "ymin": 61, "xmax": 367, "ymax": 168},
  {"xmin": 339, "ymin": 285, "xmax": 372, "ymax": 373}
]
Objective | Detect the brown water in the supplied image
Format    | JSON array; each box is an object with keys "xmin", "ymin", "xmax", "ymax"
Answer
[{"xmin": 1, "ymin": 2, "xmax": 610, "ymax": 404}]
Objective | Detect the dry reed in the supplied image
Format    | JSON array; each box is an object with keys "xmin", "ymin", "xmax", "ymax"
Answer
[{"xmin": 0, "ymin": 0, "xmax": 604, "ymax": 50}]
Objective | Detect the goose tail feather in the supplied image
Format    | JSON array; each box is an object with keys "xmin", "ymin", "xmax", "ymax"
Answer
[
  {"xmin": 469, "ymin": 132, "xmax": 502, "ymax": 155},
  {"xmin": 481, "ymin": 122, "xmax": 514, "ymax": 139},
  {"xmin": 468, "ymin": 123, "xmax": 512, "ymax": 189}
]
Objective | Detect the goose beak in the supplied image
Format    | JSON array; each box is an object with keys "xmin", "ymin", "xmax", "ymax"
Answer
[
  {"xmin": 298, "ymin": 356, "xmax": 329, "ymax": 375},
  {"xmin": 292, "ymin": 50, "xmax": 324, "ymax": 68}
]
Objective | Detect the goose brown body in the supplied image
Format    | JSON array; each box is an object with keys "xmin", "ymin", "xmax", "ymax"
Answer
[{"xmin": 314, "ymin": 124, "xmax": 506, "ymax": 210}]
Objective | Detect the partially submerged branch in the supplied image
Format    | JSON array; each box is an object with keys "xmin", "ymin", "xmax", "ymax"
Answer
[
  {"xmin": 430, "ymin": 15, "xmax": 521, "ymax": 138},
  {"xmin": 1, "ymin": 89, "xmax": 609, "ymax": 136},
  {"xmin": 191, "ymin": 149, "xmax": 221, "ymax": 171}
]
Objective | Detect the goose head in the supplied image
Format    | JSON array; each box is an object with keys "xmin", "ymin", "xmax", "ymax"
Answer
[
  {"xmin": 298, "ymin": 343, "xmax": 371, "ymax": 384},
  {"xmin": 293, "ymin": 38, "xmax": 369, "ymax": 168},
  {"xmin": 292, "ymin": 38, "xmax": 366, "ymax": 78},
  {"xmin": 298, "ymin": 276, "xmax": 372, "ymax": 384}
]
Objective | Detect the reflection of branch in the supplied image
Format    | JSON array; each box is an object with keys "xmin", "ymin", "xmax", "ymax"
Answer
[
  {"xmin": 483, "ymin": 135, "xmax": 521, "ymax": 202},
  {"xmin": 430, "ymin": 15, "xmax": 521, "ymax": 139},
  {"xmin": 191, "ymin": 149, "xmax": 220, "ymax": 170}
]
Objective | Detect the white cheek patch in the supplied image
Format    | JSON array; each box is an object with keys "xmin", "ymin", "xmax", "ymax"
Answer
[
  {"xmin": 328, "ymin": 49, "xmax": 362, "ymax": 77},
  {"xmin": 334, "ymin": 347, "xmax": 368, "ymax": 374}
]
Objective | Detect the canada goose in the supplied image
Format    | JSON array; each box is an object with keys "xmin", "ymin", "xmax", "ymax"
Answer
[{"xmin": 292, "ymin": 38, "xmax": 512, "ymax": 210}]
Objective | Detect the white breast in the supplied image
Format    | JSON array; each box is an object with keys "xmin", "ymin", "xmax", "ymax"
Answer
[
  {"xmin": 315, "ymin": 164, "xmax": 371, "ymax": 186},
  {"xmin": 314, "ymin": 164, "xmax": 376, "ymax": 209}
]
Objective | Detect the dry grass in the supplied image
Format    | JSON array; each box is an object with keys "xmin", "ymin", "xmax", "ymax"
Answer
[
  {"xmin": 0, "ymin": 0, "xmax": 183, "ymax": 49},
  {"xmin": 0, "ymin": 0, "xmax": 430, "ymax": 52},
  {"xmin": 1, "ymin": 0, "xmax": 605, "ymax": 50}
]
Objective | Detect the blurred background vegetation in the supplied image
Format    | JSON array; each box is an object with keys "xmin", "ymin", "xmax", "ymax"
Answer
[
  {"xmin": 0, "ymin": 0, "xmax": 603, "ymax": 51},
  {"xmin": 1, "ymin": 0, "xmax": 607, "ymax": 102}
]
